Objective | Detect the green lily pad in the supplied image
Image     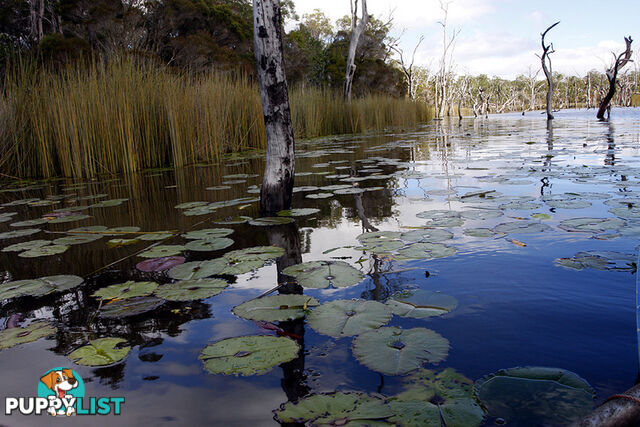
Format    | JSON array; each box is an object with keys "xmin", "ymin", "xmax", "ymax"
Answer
[
  {"xmin": 68, "ymin": 338, "xmax": 130, "ymax": 366},
  {"xmin": 356, "ymin": 231, "xmax": 404, "ymax": 253},
  {"xmin": 274, "ymin": 392, "xmax": 393, "ymax": 425},
  {"xmin": 68, "ymin": 226, "xmax": 108, "ymax": 233},
  {"xmin": 185, "ymin": 238, "xmax": 234, "ymax": 252},
  {"xmin": 463, "ymin": 228, "xmax": 496, "ymax": 238},
  {"xmin": 0, "ymin": 229, "xmax": 41, "ymax": 240},
  {"xmin": 138, "ymin": 245, "xmax": 185, "ymax": 258},
  {"xmin": 233, "ymin": 295, "xmax": 320, "ymax": 322},
  {"xmin": 48, "ymin": 214, "xmax": 91, "ymax": 224},
  {"xmin": 0, "ymin": 275, "xmax": 83, "ymax": 299},
  {"xmin": 0, "ymin": 321, "xmax": 57, "ymax": 350},
  {"xmin": 306, "ymin": 193, "xmax": 333, "ymax": 199},
  {"xmin": 224, "ymin": 246, "xmax": 285, "ymax": 262},
  {"xmin": 531, "ymin": 213, "xmax": 552, "ymax": 220},
  {"xmin": 352, "ymin": 327, "xmax": 450, "ymax": 375},
  {"xmin": 546, "ymin": 200, "xmax": 591, "ymax": 209},
  {"xmin": 555, "ymin": 251, "xmax": 636, "ymax": 272},
  {"xmin": 90, "ymin": 199, "xmax": 128, "ymax": 208},
  {"xmin": 214, "ymin": 216, "xmax": 252, "ymax": 225},
  {"xmin": 106, "ymin": 238, "xmax": 140, "ymax": 247},
  {"xmin": 183, "ymin": 206, "xmax": 217, "ymax": 216},
  {"xmin": 494, "ymin": 221, "xmax": 549, "ymax": 234},
  {"xmin": 10, "ymin": 218, "xmax": 50, "ymax": 227},
  {"xmin": 53, "ymin": 234, "xmax": 102, "ymax": 245},
  {"xmin": 183, "ymin": 228, "xmax": 234, "ymax": 240},
  {"xmin": 334, "ymin": 187, "xmax": 366, "ymax": 195},
  {"xmin": 460, "ymin": 210, "xmax": 503, "ymax": 220},
  {"xmin": 207, "ymin": 185, "xmax": 231, "ymax": 191},
  {"xmin": 283, "ymin": 261, "xmax": 364, "ymax": 289},
  {"xmin": 175, "ymin": 201, "xmax": 208, "ymax": 209},
  {"xmin": 474, "ymin": 366, "xmax": 595, "ymax": 425},
  {"xmin": 2, "ymin": 240, "xmax": 52, "ymax": 252},
  {"xmin": 276, "ymin": 208, "xmax": 321, "ymax": 217},
  {"xmin": 387, "ymin": 290, "xmax": 458, "ymax": 318},
  {"xmin": 499, "ymin": 201, "xmax": 541, "ymax": 210},
  {"xmin": 416, "ymin": 210, "xmax": 462, "ymax": 220},
  {"xmin": 396, "ymin": 242, "xmax": 457, "ymax": 260},
  {"xmin": 307, "ymin": 299, "xmax": 392, "ymax": 337},
  {"xmin": 153, "ymin": 278, "xmax": 229, "ymax": 301},
  {"xmin": 400, "ymin": 229, "xmax": 453, "ymax": 243},
  {"xmin": 426, "ymin": 217, "xmax": 465, "ymax": 227},
  {"xmin": 609, "ymin": 206, "xmax": 640, "ymax": 219},
  {"xmin": 249, "ymin": 217, "xmax": 295, "ymax": 226},
  {"xmin": 199, "ymin": 335, "xmax": 299, "ymax": 376},
  {"xmin": 168, "ymin": 258, "xmax": 264, "ymax": 280},
  {"xmin": 138, "ymin": 232, "xmax": 174, "ymax": 241},
  {"xmin": 389, "ymin": 368, "xmax": 485, "ymax": 427},
  {"xmin": 105, "ymin": 226, "xmax": 141, "ymax": 236},
  {"xmin": 19, "ymin": 244, "xmax": 69, "ymax": 258},
  {"xmin": 558, "ymin": 217, "xmax": 625, "ymax": 233},
  {"xmin": 99, "ymin": 296, "xmax": 164, "ymax": 318},
  {"xmin": 92, "ymin": 281, "xmax": 159, "ymax": 300}
]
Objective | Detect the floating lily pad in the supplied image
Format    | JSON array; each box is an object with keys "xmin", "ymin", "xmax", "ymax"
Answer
[
  {"xmin": 463, "ymin": 228, "xmax": 496, "ymax": 238},
  {"xmin": 558, "ymin": 217, "xmax": 625, "ymax": 233},
  {"xmin": 68, "ymin": 226, "xmax": 108, "ymax": 233},
  {"xmin": 387, "ymin": 290, "xmax": 458, "ymax": 318},
  {"xmin": 531, "ymin": 213, "xmax": 552, "ymax": 220},
  {"xmin": 48, "ymin": 214, "xmax": 91, "ymax": 224},
  {"xmin": 185, "ymin": 238, "xmax": 234, "ymax": 252},
  {"xmin": 154, "ymin": 278, "xmax": 228, "ymax": 301},
  {"xmin": 546, "ymin": 200, "xmax": 591, "ymax": 209},
  {"xmin": 0, "ymin": 229, "xmax": 41, "ymax": 240},
  {"xmin": 389, "ymin": 368, "xmax": 485, "ymax": 427},
  {"xmin": 233, "ymin": 295, "xmax": 319, "ymax": 322},
  {"xmin": 397, "ymin": 242, "xmax": 457, "ymax": 260},
  {"xmin": 333, "ymin": 187, "xmax": 365, "ymax": 195},
  {"xmin": 138, "ymin": 232, "xmax": 174, "ymax": 241},
  {"xmin": 183, "ymin": 228, "xmax": 234, "ymax": 240},
  {"xmin": 307, "ymin": 299, "xmax": 392, "ymax": 337},
  {"xmin": 224, "ymin": 246, "xmax": 285, "ymax": 262},
  {"xmin": 555, "ymin": 251, "xmax": 636, "ymax": 272},
  {"xmin": 207, "ymin": 185, "xmax": 232, "ymax": 191},
  {"xmin": 427, "ymin": 217, "xmax": 465, "ymax": 227},
  {"xmin": 306, "ymin": 193, "xmax": 333, "ymax": 199},
  {"xmin": 609, "ymin": 206, "xmax": 640, "ymax": 219},
  {"xmin": 199, "ymin": 335, "xmax": 299, "ymax": 376},
  {"xmin": 105, "ymin": 226, "xmax": 141, "ymax": 236},
  {"xmin": 249, "ymin": 217, "xmax": 295, "ymax": 226},
  {"xmin": 53, "ymin": 234, "xmax": 102, "ymax": 245},
  {"xmin": 276, "ymin": 208, "xmax": 320, "ymax": 217},
  {"xmin": 0, "ymin": 321, "xmax": 57, "ymax": 350},
  {"xmin": 106, "ymin": 238, "xmax": 139, "ymax": 248},
  {"xmin": 416, "ymin": 210, "xmax": 461, "ymax": 220},
  {"xmin": 136, "ymin": 256, "xmax": 186, "ymax": 272},
  {"xmin": 494, "ymin": 221, "xmax": 549, "ymax": 234},
  {"xmin": 10, "ymin": 218, "xmax": 50, "ymax": 227},
  {"xmin": 214, "ymin": 216, "xmax": 252, "ymax": 225},
  {"xmin": 19, "ymin": 244, "xmax": 69, "ymax": 258},
  {"xmin": 90, "ymin": 199, "xmax": 128, "ymax": 208},
  {"xmin": 2, "ymin": 240, "xmax": 52, "ymax": 252},
  {"xmin": 138, "ymin": 245, "xmax": 185, "ymax": 258},
  {"xmin": 175, "ymin": 201, "xmax": 208, "ymax": 209},
  {"xmin": 499, "ymin": 201, "xmax": 541, "ymax": 210},
  {"xmin": 0, "ymin": 275, "xmax": 83, "ymax": 299},
  {"xmin": 274, "ymin": 392, "xmax": 393, "ymax": 425},
  {"xmin": 92, "ymin": 281, "xmax": 159, "ymax": 300},
  {"xmin": 183, "ymin": 206, "xmax": 217, "ymax": 216},
  {"xmin": 460, "ymin": 210, "xmax": 503, "ymax": 220},
  {"xmin": 99, "ymin": 296, "xmax": 164, "ymax": 318},
  {"xmin": 68, "ymin": 338, "xmax": 130, "ymax": 366},
  {"xmin": 400, "ymin": 229, "xmax": 454, "ymax": 243},
  {"xmin": 283, "ymin": 261, "xmax": 364, "ymax": 289},
  {"xmin": 168, "ymin": 258, "xmax": 263, "ymax": 280},
  {"xmin": 356, "ymin": 231, "xmax": 404, "ymax": 253},
  {"xmin": 353, "ymin": 327, "xmax": 449, "ymax": 375},
  {"xmin": 474, "ymin": 366, "xmax": 595, "ymax": 426}
]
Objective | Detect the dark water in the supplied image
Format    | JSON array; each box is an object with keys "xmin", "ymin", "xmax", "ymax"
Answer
[{"xmin": 1, "ymin": 108, "xmax": 639, "ymax": 426}]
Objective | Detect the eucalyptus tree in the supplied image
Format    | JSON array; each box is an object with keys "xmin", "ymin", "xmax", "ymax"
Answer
[{"xmin": 597, "ymin": 36, "xmax": 633, "ymax": 120}]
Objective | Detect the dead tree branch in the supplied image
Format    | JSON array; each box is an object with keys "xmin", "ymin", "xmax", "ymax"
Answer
[
  {"xmin": 539, "ymin": 21, "xmax": 560, "ymax": 120},
  {"xmin": 597, "ymin": 36, "xmax": 633, "ymax": 120}
]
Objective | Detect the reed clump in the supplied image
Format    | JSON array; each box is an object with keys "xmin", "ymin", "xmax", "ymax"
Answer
[{"xmin": 0, "ymin": 57, "xmax": 433, "ymax": 179}]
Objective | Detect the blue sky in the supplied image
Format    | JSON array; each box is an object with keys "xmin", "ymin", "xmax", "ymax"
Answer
[{"xmin": 290, "ymin": 0, "xmax": 639, "ymax": 78}]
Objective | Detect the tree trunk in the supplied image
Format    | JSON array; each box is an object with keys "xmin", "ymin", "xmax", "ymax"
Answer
[
  {"xmin": 540, "ymin": 22, "xmax": 559, "ymax": 120},
  {"xmin": 344, "ymin": 0, "xmax": 369, "ymax": 102},
  {"xmin": 597, "ymin": 37, "xmax": 633, "ymax": 120},
  {"xmin": 37, "ymin": 0, "xmax": 44, "ymax": 42},
  {"xmin": 253, "ymin": 0, "xmax": 295, "ymax": 214}
]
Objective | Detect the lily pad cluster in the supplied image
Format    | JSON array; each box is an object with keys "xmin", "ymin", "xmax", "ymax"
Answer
[
  {"xmin": 355, "ymin": 230, "xmax": 457, "ymax": 260},
  {"xmin": 0, "ymin": 275, "xmax": 83, "ymax": 299},
  {"xmin": 0, "ymin": 321, "xmax": 57, "ymax": 350},
  {"xmin": 283, "ymin": 260, "xmax": 364, "ymax": 289}
]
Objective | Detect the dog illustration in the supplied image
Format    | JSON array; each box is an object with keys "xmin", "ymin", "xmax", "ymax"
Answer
[{"xmin": 40, "ymin": 369, "xmax": 78, "ymax": 416}]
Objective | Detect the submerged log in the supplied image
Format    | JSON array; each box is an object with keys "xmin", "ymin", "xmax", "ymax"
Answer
[{"xmin": 253, "ymin": 0, "xmax": 295, "ymax": 214}]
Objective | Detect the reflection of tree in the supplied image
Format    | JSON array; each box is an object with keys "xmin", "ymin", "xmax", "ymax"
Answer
[
  {"xmin": 360, "ymin": 256, "xmax": 406, "ymax": 302},
  {"xmin": 604, "ymin": 121, "xmax": 616, "ymax": 167},
  {"xmin": 541, "ymin": 120, "xmax": 553, "ymax": 196}
]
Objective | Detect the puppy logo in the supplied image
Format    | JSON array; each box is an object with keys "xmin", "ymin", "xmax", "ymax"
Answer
[{"xmin": 37, "ymin": 367, "xmax": 85, "ymax": 416}]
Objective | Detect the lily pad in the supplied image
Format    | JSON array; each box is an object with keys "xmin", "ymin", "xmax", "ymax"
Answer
[
  {"xmin": 154, "ymin": 278, "xmax": 228, "ymax": 301},
  {"xmin": 0, "ymin": 229, "xmax": 41, "ymax": 240},
  {"xmin": 274, "ymin": 392, "xmax": 393, "ymax": 425},
  {"xmin": 106, "ymin": 238, "xmax": 139, "ymax": 248},
  {"xmin": 138, "ymin": 245, "xmax": 185, "ymax": 258},
  {"xmin": 531, "ymin": 213, "xmax": 552, "ymax": 220},
  {"xmin": 555, "ymin": 251, "xmax": 636, "ymax": 272},
  {"xmin": 474, "ymin": 366, "xmax": 595, "ymax": 425},
  {"xmin": 276, "ymin": 208, "xmax": 321, "ymax": 217},
  {"xmin": 214, "ymin": 216, "xmax": 252, "ymax": 225},
  {"xmin": 233, "ymin": 295, "xmax": 319, "ymax": 322},
  {"xmin": 396, "ymin": 242, "xmax": 457, "ymax": 260},
  {"xmin": 609, "ymin": 206, "xmax": 640, "ymax": 219},
  {"xmin": 499, "ymin": 201, "xmax": 541, "ymax": 210},
  {"xmin": 48, "ymin": 214, "xmax": 91, "ymax": 224},
  {"xmin": 138, "ymin": 232, "xmax": 174, "ymax": 241},
  {"xmin": 175, "ymin": 201, "xmax": 208, "ymax": 209},
  {"xmin": 353, "ymin": 327, "xmax": 450, "ymax": 375},
  {"xmin": 400, "ymin": 229, "xmax": 454, "ymax": 243},
  {"xmin": 2, "ymin": 240, "xmax": 52, "ymax": 252},
  {"xmin": 19, "ymin": 244, "xmax": 69, "ymax": 258},
  {"xmin": 463, "ymin": 228, "xmax": 496, "ymax": 238},
  {"xmin": 68, "ymin": 226, "xmax": 108, "ymax": 233},
  {"xmin": 10, "ymin": 218, "xmax": 50, "ymax": 227},
  {"xmin": 494, "ymin": 221, "xmax": 550, "ymax": 234},
  {"xmin": 99, "ymin": 296, "xmax": 164, "ymax": 318},
  {"xmin": 416, "ymin": 210, "xmax": 461, "ymax": 220},
  {"xmin": 68, "ymin": 338, "xmax": 130, "ymax": 366},
  {"xmin": 558, "ymin": 217, "xmax": 625, "ymax": 233},
  {"xmin": 92, "ymin": 281, "xmax": 159, "ymax": 300},
  {"xmin": 283, "ymin": 260, "xmax": 364, "ymax": 289},
  {"xmin": 460, "ymin": 210, "xmax": 503, "ymax": 220},
  {"xmin": 168, "ymin": 259, "xmax": 263, "ymax": 280},
  {"xmin": 307, "ymin": 299, "xmax": 392, "ymax": 337},
  {"xmin": 224, "ymin": 246, "xmax": 285, "ymax": 262},
  {"xmin": 387, "ymin": 290, "xmax": 458, "ymax": 318},
  {"xmin": 53, "ymin": 234, "xmax": 102, "ymax": 245},
  {"xmin": 183, "ymin": 228, "xmax": 234, "ymax": 240},
  {"xmin": 0, "ymin": 321, "xmax": 57, "ymax": 350},
  {"xmin": 546, "ymin": 200, "xmax": 591, "ymax": 209},
  {"xmin": 90, "ymin": 199, "xmax": 128, "ymax": 208},
  {"xmin": 199, "ymin": 335, "xmax": 299, "ymax": 376},
  {"xmin": 136, "ymin": 256, "xmax": 186, "ymax": 272},
  {"xmin": 306, "ymin": 193, "xmax": 333, "ymax": 199},
  {"xmin": 105, "ymin": 226, "xmax": 141, "ymax": 236},
  {"xmin": 185, "ymin": 238, "xmax": 234, "ymax": 252},
  {"xmin": 0, "ymin": 275, "xmax": 83, "ymax": 299},
  {"xmin": 249, "ymin": 217, "xmax": 295, "ymax": 226}
]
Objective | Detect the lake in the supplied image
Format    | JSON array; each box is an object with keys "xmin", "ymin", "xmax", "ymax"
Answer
[{"xmin": 0, "ymin": 108, "xmax": 639, "ymax": 426}]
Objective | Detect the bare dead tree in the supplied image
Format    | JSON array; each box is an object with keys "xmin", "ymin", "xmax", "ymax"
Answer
[
  {"xmin": 253, "ymin": 0, "xmax": 296, "ymax": 214},
  {"xmin": 457, "ymin": 75, "xmax": 470, "ymax": 120},
  {"xmin": 436, "ymin": 0, "xmax": 460, "ymax": 118},
  {"xmin": 392, "ymin": 35, "xmax": 424, "ymax": 100},
  {"xmin": 538, "ymin": 21, "xmax": 560, "ymax": 120},
  {"xmin": 344, "ymin": 0, "xmax": 370, "ymax": 102},
  {"xmin": 524, "ymin": 65, "xmax": 541, "ymax": 111},
  {"xmin": 597, "ymin": 36, "xmax": 633, "ymax": 120}
]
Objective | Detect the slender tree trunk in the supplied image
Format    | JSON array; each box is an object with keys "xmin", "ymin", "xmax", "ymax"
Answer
[
  {"xmin": 344, "ymin": 0, "xmax": 369, "ymax": 102},
  {"xmin": 540, "ymin": 22, "xmax": 559, "ymax": 120},
  {"xmin": 253, "ymin": 0, "xmax": 295, "ymax": 214},
  {"xmin": 37, "ymin": 0, "xmax": 44, "ymax": 42},
  {"xmin": 597, "ymin": 37, "xmax": 633, "ymax": 120}
]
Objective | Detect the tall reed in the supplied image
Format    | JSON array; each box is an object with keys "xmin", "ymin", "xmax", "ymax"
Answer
[{"xmin": 0, "ymin": 58, "xmax": 433, "ymax": 179}]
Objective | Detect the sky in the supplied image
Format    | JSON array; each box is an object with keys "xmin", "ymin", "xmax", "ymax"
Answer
[{"xmin": 289, "ymin": 0, "xmax": 640, "ymax": 79}]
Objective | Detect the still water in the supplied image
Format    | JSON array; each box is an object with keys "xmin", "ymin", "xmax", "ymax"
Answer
[{"xmin": 0, "ymin": 108, "xmax": 639, "ymax": 426}]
